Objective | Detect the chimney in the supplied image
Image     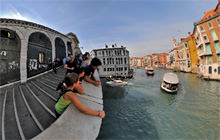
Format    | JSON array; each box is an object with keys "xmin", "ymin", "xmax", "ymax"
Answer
[
  {"xmin": 172, "ymin": 39, "xmax": 177, "ymax": 46},
  {"xmin": 188, "ymin": 32, "xmax": 191, "ymax": 36}
]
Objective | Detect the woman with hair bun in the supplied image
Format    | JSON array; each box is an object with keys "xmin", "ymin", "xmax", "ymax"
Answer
[{"xmin": 55, "ymin": 72, "xmax": 105, "ymax": 118}]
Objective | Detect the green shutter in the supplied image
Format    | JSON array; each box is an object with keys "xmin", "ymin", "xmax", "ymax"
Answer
[
  {"xmin": 206, "ymin": 44, "xmax": 211, "ymax": 53},
  {"xmin": 215, "ymin": 42, "xmax": 220, "ymax": 51},
  {"xmin": 211, "ymin": 31, "xmax": 217, "ymax": 40},
  {"xmin": 208, "ymin": 56, "xmax": 212, "ymax": 63},
  {"xmin": 218, "ymin": 56, "xmax": 220, "ymax": 62}
]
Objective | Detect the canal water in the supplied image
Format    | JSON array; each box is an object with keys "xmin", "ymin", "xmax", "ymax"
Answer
[{"xmin": 97, "ymin": 68, "xmax": 220, "ymax": 140}]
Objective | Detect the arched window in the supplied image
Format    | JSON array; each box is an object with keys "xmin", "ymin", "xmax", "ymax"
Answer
[
  {"xmin": 55, "ymin": 37, "xmax": 66, "ymax": 61},
  {"xmin": 0, "ymin": 28, "xmax": 21, "ymax": 85},
  {"xmin": 208, "ymin": 66, "xmax": 212, "ymax": 74},
  {"xmin": 27, "ymin": 32, "xmax": 52, "ymax": 77}
]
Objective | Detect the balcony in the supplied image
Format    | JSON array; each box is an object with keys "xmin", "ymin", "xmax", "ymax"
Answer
[
  {"xmin": 204, "ymin": 51, "xmax": 212, "ymax": 56},
  {"xmin": 196, "ymin": 42, "xmax": 203, "ymax": 48},
  {"xmin": 213, "ymin": 37, "xmax": 219, "ymax": 42},
  {"xmin": 198, "ymin": 51, "xmax": 212, "ymax": 57},
  {"xmin": 198, "ymin": 52, "xmax": 205, "ymax": 57},
  {"xmin": 204, "ymin": 39, "xmax": 210, "ymax": 44},
  {"xmin": 216, "ymin": 50, "xmax": 220, "ymax": 54}
]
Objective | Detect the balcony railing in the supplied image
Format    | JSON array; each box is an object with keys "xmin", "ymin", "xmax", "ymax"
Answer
[
  {"xmin": 204, "ymin": 39, "xmax": 210, "ymax": 44},
  {"xmin": 213, "ymin": 37, "xmax": 219, "ymax": 42},
  {"xmin": 196, "ymin": 41, "xmax": 203, "ymax": 48}
]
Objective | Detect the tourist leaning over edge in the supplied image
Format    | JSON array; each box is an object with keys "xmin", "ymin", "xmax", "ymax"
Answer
[
  {"xmin": 64, "ymin": 55, "xmax": 76, "ymax": 75},
  {"xmin": 83, "ymin": 57, "xmax": 101, "ymax": 86},
  {"xmin": 55, "ymin": 72, "xmax": 105, "ymax": 118}
]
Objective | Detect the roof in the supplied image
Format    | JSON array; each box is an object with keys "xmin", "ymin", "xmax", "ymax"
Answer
[
  {"xmin": 163, "ymin": 73, "xmax": 179, "ymax": 84},
  {"xmin": 130, "ymin": 57, "xmax": 143, "ymax": 59},
  {"xmin": 66, "ymin": 32, "xmax": 80, "ymax": 43},
  {"xmin": 0, "ymin": 18, "xmax": 75, "ymax": 40},
  {"xmin": 180, "ymin": 34, "xmax": 195, "ymax": 42}
]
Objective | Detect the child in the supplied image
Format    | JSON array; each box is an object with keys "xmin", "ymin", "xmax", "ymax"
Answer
[{"xmin": 55, "ymin": 73, "xmax": 105, "ymax": 118}]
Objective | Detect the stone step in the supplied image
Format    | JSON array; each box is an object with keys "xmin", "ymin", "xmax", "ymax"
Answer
[
  {"xmin": 0, "ymin": 88, "xmax": 6, "ymax": 139},
  {"xmin": 15, "ymin": 86, "xmax": 41, "ymax": 139},
  {"xmin": 19, "ymin": 85, "xmax": 56, "ymax": 130},
  {"xmin": 4, "ymin": 88, "xmax": 21, "ymax": 139}
]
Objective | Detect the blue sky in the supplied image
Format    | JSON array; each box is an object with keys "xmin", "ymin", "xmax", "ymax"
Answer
[{"xmin": 0, "ymin": 0, "xmax": 218, "ymax": 57}]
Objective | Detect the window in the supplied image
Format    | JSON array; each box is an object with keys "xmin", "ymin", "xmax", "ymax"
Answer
[
  {"xmin": 187, "ymin": 53, "xmax": 189, "ymax": 58},
  {"xmin": 104, "ymin": 68, "xmax": 106, "ymax": 71},
  {"xmin": 217, "ymin": 19, "xmax": 220, "ymax": 25},
  {"xmin": 124, "ymin": 58, "xmax": 127, "ymax": 64},
  {"xmin": 125, "ymin": 67, "xmax": 127, "ymax": 71},
  {"xmin": 102, "ymin": 51, "xmax": 104, "ymax": 56},
  {"xmin": 39, "ymin": 52, "xmax": 45, "ymax": 63},
  {"xmin": 112, "ymin": 68, "xmax": 114, "ymax": 71},
  {"xmin": 103, "ymin": 58, "xmax": 106, "ymax": 65},
  {"xmin": 200, "ymin": 25, "xmax": 204, "ymax": 31},
  {"xmin": 208, "ymin": 66, "xmax": 212, "ymax": 74},
  {"xmin": 202, "ymin": 34, "xmax": 208, "ymax": 41},
  {"xmin": 208, "ymin": 56, "xmax": 212, "ymax": 63},
  {"xmin": 208, "ymin": 22, "xmax": 212, "ymax": 28},
  {"xmin": 218, "ymin": 55, "xmax": 220, "ymax": 62},
  {"xmin": 211, "ymin": 31, "xmax": 218, "ymax": 40},
  {"xmin": 206, "ymin": 44, "xmax": 211, "ymax": 53},
  {"xmin": 218, "ymin": 66, "xmax": 220, "ymax": 74},
  {"xmin": 215, "ymin": 42, "xmax": 220, "ymax": 52}
]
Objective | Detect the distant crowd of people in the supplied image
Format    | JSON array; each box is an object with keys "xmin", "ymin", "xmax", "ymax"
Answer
[{"xmin": 53, "ymin": 52, "xmax": 105, "ymax": 119}]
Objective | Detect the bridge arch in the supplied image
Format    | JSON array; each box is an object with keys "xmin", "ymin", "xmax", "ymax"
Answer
[
  {"xmin": 27, "ymin": 32, "xmax": 52, "ymax": 77},
  {"xmin": 0, "ymin": 28, "xmax": 21, "ymax": 85}
]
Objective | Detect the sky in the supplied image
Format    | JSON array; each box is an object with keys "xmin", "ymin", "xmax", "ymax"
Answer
[{"xmin": 0, "ymin": 0, "xmax": 218, "ymax": 57}]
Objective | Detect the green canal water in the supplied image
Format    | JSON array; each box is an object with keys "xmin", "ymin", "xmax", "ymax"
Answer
[{"xmin": 97, "ymin": 68, "xmax": 220, "ymax": 140}]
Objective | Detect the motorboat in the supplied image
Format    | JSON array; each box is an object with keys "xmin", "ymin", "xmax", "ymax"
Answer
[
  {"xmin": 106, "ymin": 79, "xmax": 128, "ymax": 86},
  {"xmin": 161, "ymin": 72, "xmax": 179, "ymax": 93},
  {"xmin": 146, "ymin": 67, "xmax": 154, "ymax": 76}
]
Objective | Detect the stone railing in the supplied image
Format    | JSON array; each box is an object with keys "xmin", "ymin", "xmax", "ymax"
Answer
[{"xmin": 33, "ymin": 71, "xmax": 103, "ymax": 140}]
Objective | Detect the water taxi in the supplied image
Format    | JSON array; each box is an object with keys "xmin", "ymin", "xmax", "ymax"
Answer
[{"xmin": 161, "ymin": 73, "xmax": 179, "ymax": 93}]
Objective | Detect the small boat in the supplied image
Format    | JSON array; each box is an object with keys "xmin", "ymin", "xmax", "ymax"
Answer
[
  {"xmin": 146, "ymin": 67, "xmax": 154, "ymax": 76},
  {"xmin": 106, "ymin": 79, "xmax": 128, "ymax": 86},
  {"xmin": 161, "ymin": 73, "xmax": 179, "ymax": 93},
  {"xmin": 144, "ymin": 66, "xmax": 148, "ymax": 71}
]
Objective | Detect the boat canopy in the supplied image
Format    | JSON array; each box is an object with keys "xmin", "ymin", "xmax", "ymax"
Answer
[
  {"xmin": 147, "ymin": 67, "xmax": 154, "ymax": 71},
  {"xmin": 163, "ymin": 73, "xmax": 179, "ymax": 84}
]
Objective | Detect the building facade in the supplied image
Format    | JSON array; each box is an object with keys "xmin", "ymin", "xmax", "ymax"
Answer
[
  {"xmin": 91, "ymin": 46, "xmax": 131, "ymax": 78},
  {"xmin": 143, "ymin": 55, "xmax": 153, "ymax": 67},
  {"xmin": 193, "ymin": 3, "xmax": 220, "ymax": 80},
  {"xmin": 130, "ymin": 57, "xmax": 144, "ymax": 68}
]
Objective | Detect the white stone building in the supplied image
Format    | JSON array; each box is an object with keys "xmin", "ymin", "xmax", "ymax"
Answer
[{"xmin": 91, "ymin": 45, "xmax": 131, "ymax": 78}]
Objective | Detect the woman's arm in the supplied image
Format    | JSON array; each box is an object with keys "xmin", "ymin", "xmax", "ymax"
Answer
[
  {"xmin": 66, "ymin": 93, "xmax": 105, "ymax": 118},
  {"xmin": 75, "ymin": 84, "xmax": 84, "ymax": 94}
]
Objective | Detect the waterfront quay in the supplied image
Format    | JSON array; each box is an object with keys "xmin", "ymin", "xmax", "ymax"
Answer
[{"xmin": 98, "ymin": 68, "xmax": 220, "ymax": 140}]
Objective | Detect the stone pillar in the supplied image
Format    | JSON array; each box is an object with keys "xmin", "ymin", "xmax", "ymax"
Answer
[{"xmin": 20, "ymin": 39, "xmax": 28, "ymax": 83}]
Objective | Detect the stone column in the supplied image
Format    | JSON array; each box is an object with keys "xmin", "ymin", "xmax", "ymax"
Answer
[{"xmin": 20, "ymin": 39, "xmax": 28, "ymax": 83}]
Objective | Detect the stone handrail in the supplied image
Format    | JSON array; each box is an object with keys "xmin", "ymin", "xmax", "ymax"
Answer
[{"xmin": 32, "ymin": 71, "xmax": 103, "ymax": 140}]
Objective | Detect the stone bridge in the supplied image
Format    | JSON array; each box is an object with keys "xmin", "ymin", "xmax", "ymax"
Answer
[{"xmin": 0, "ymin": 18, "xmax": 81, "ymax": 86}]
